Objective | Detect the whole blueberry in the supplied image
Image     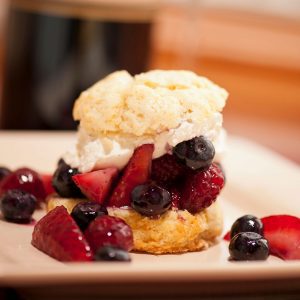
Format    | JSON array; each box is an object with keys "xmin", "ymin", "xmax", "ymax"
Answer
[
  {"xmin": 52, "ymin": 161, "xmax": 83, "ymax": 198},
  {"xmin": 0, "ymin": 189, "xmax": 37, "ymax": 223},
  {"xmin": 173, "ymin": 136, "xmax": 215, "ymax": 170},
  {"xmin": 94, "ymin": 245, "xmax": 131, "ymax": 262},
  {"xmin": 131, "ymin": 183, "xmax": 171, "ymax": 217},
  {"xmin": 0, "ymin": 167, "xmax": 11, "ymax": 182},
  {"xmin": 229, "ymin": 232, "xmax": 269, "ymax": 261},
  {"xmin": 71, "ymin": 201, "xmax": 108, "ymax": 231},
  {"xmin": 230, "ymin": 215, "xmax": 263, "ymax": 239}
]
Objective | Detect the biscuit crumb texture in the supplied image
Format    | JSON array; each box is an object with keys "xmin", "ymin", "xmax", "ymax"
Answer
[
  {"xmin": 108, "ymin": 201, "xmax": 223, "ymax": 254},
  {"xmin": 47, "ymin": 194, "xmax": 223, "ymax": 254},
  {"xmin": 73, "ymin": 70, "xmax": 228, "ymax": 138}
]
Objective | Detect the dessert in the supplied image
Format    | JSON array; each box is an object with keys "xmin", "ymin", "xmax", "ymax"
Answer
[
  {"xmin": 46, "ymin": 70, "xmax": 227, "ymax": 255},
  {"xmin": 0, "ymin": 70, "xmax": 299, "ymax": 262}
]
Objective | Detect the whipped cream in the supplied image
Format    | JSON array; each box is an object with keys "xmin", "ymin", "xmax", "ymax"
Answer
[
  {"xmin": 64, "ymin": 112, "xmax": 226, "ymax": 172},
  {"xmin": 66, "ymin": 70, "xmax": 228, "ymax": 172}
]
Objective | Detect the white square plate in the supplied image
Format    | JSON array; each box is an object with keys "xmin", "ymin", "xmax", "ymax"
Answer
[{"xmin": 0, "ymin": 131, "xmax": 299, "ymax": 297}]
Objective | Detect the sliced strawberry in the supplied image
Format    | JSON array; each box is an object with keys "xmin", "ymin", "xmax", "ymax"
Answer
[
  {"xmin": 151, "ymin": 154, "xmax": 186, "ymax": 184},
  {"xmin": 262, "ymin": 215, "xmax": 300, "ymax": 260},
  {"xmin": 181, "ymin": 163, "xmax": 225, "ymax": 214},
  {"xmin": 72, "ymin": 168, "xmax": 118, "ymax": 204},
  {"xmin": 41, "ymin": 174, "xmax": 55, "ymax": 196},
  {"xmin": 32, "ymin": 206, "xmax": 92, "ymax": 262},
  {"xmin": 108, "ymin": 144, "xmax": 154, "ymax": 207},
  {"xmin": 223, "ymin": 231, "xmax": 230, "ymax": 241}
]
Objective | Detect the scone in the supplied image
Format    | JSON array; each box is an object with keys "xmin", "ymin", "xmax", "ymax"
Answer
[{"xmin": 49, "ymin": 70, "xmax": 228, "ymax": 254}]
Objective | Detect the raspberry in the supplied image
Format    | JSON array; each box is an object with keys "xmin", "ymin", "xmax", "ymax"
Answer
[
  {"xmin": 181, "ymin": 163, "xmax": 224, "ymax": 214},
  {"xmin": 151, "ymin": 154, "xmax": 186, "ymax": 184}
]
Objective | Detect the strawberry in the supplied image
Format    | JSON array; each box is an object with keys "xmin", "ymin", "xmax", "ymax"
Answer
[
  {"xmin": 262, "ymin": 215, "xmax": 300, "ymax": 260},
  {"xmin": 223, "ymin": 231, "xmax": 231, "ymax": 241},
  {"xmin": 32, "ymin": 206, "xmax": 92, "ymax": 262},
  {"xmin": 107, "ymin": 144, "xmax": 154, "ymax": 207},
  {"xmin": 181, "ymin": 163, "xmax": 225, "ymax": 214},
  {"xmin": 72, "ymin": 168, "xmax": 118, "ymax": 204},
  {"xmin": 41, "ymin": 174, "xmax": 55, "ymax": 196},
  {"xmin": 168, "ymin": 185, "xmax": 181, "ymax": 209},
  {"xmin": 151, "ymin": 154, "xmax": 186, "ymax": 184}
]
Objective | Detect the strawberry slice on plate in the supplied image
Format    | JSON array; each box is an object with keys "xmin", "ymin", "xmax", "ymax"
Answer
[
  {"xmin": 72, "ymin": 168, "xmax": 118, "ymax": 204},
  {"xmin": 32, "ymin": 206, "xmax": 92, "ymax": 262},
  {"xmin": 108, "ymin": 144, "xmax": 154, "ymax": 207},
  {"xmin": 262, "ymin": 215, "xmax": 300, "ymax": 260}
]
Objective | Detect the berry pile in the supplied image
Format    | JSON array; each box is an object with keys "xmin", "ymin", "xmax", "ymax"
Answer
[
  {"xmin": 32, "ymin": 205, "xmax": 133, "ymax": 262},
  {"xmin": 0, "ymin": 166, "xmax": 53, "ymax": 223},
  {"xmin": 225, "ymin": 214, "xmax": 300, "ymax": 261}
]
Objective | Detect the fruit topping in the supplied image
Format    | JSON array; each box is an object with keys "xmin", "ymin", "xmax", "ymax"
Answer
[
  {"xmin": 261, "ymin": 215, "xmax": 300, "ymax": 260},
  {"xmin": 173, "ymin": 136, "xmax": 215, "ymax": 170},
  {"xmin": 32, "ymin": 206, "xmax": 92, "ymax": 262},
  {"xmin": 72, "ymin": 168, "xmax": 118, "ymax": 204},
  {"xmin": 0, "ymin": 189, "xmax": 36, "ymax": 223},
  {"xmin": 181, "ymin": 163, "xmax": 224, "ymax": 214},
  {"xmin": 229, "ymin": 232, "xmax": 269, "ymax": 261},
  {"xmin": 168, "ymin": 185, "xmax": 181, "ymax": 209},
  {"xmin": 94, "ymin": 245, "xmax": 131, "ymax": 262},
  {"xmin": 41, "ymin": 174, "xmax": 55, "ymax": 196},
  {"xmin": 151, "ymin": 154, "xmax": 186, "ymax": 184},
  {"xmin": 52, "ymin": 160, "xmax": 84, "ymax": 198},
  {"xmin": 71, "ymin": 201, "xmax": 108, "ymax": 231},
  {"xmin": 131, "ymin": 182, "xmax": 171, "ymax": 217},
  {"xmin": 84, "ymin": 215, "xmax": 133, "ymax": 252},
  {"xmin": 0, "ymin": 168, "xmax": 46, "ymax": 203},
  {"xmin": 230, "ymin": 215, "xmax": 263, "ymax": 239},
  {"xmin": 108, "ymin": 144, "xmax": 154, "ymax": 207},
  {"xmin": 0, "ymin": 167, "xmax": 11, "ymax": 182}
]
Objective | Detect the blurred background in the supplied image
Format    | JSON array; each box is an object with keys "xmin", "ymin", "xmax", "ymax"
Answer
[{"xmin": 0, "ymin": 0, "xmax": 299, "ymax": 163}]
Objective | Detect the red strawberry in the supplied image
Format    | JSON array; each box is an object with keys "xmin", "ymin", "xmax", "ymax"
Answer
[
  {"xmin": 181, "ymin": 163, "xmax": 225, "ymax": 214},
  {"xmin": 0, "ymin": 168, "xmax": 46, "ymax": 203},
  {"xmin": 32, "ymin": 206, "xmax": 92, "ymax": 262},
  {"xmin": 262, "ymin": 215, "xmax": 300, "ymax": 260},
  {"xmin": 72, "ymin": 168, "xmax": 118, "ymax": 204},
  {"xmin": 223, "ymin": 231, "xmax": 230, "ymax": 241},
  {"xmin": 108, "ymin": 144, "xmax": 154, "ymax": 207},
  {"xmin": 168, "ymin": 185, "xmax": 181, "ymax": 209},
  {"xmin": 151, "ymin": 154, "xmax": 186, "ymax": 184},
  {"xmin": 84, "ymin": 215, "xmax": 133, "ymax": 252},
  {"xmin": 41, "ymin": 174, "xmax": 55, "ymax": 196}
]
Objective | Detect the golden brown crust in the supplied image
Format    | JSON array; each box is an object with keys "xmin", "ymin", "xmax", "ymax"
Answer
[
  {"xmin": 108, "ymin": 201, "xmax": 223, "ymax": 254},
  {"xmin": 46, "ymin": 194, "xmax": 87, "ymax": 214}
]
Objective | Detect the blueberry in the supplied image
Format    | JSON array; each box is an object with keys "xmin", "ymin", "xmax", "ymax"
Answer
[
  {"xmin": 0, "ymin": 167, "xmax": 11, "ymax": 181},
  {"xmin": 52, "ymin": 161, "xmax": 84, "ymax": 198},
  {"xmin": 131, "ymin": 183, "xmax": 171, "ymax": 217},
  {"xmin": 0, "ymin": 189, "xmax": 36, "ymax": 223},
  {"xmin": 94, "ymin": 245, "xmax": 131, "ymax": 262},
  {"xmin": 230, "ymin": 215, "xmax": 263, "ymax": 239},
  {"xmin": 229, "ymin": 232, "xmax": 269, "ymax": 261},
  {"xmin": 71, "ymin": 201, "xmax": 108, "ymax": 231},
  {"xmin": 173, "ymin": 136, "xmax": 215, "ymax": 170}
]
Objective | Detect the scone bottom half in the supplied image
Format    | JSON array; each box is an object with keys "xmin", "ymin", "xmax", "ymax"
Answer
[{"xmin": 48, "ymin": 135, "xmax": 226, "ymax": 255}]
